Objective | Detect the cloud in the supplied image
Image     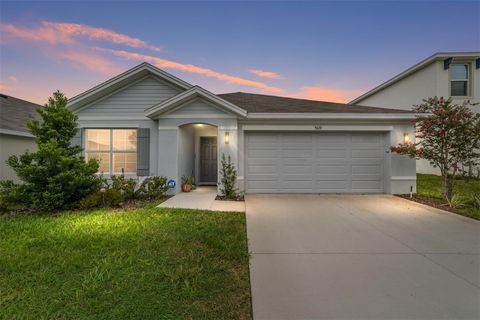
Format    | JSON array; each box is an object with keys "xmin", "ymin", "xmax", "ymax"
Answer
[
  {"xmin": 7, "ymin": 75, "xmax": 17, "ymax": 82},
  {"xmin": 0, "ymin": 21, "xmax": 161, "ymax": 51},
  {"xmin": 98, "ymin": 48, "xmax": 284, "ymax": 93},
  {"xmin": 291, "ymin": 86, "xmax": 365, "ymax": 103},
  {"xmin": 248, "ymin": 69, "xmax": 284, "ymax": 80},
  {"xmin": 59, "ymin": 50, "xmax": 123, "ymax": 76},
  {"xmin": 0, "ymin": 83, "xmax": 11, "ymax": 91}
]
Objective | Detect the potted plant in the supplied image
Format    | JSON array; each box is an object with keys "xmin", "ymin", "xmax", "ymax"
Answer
[{"xmin": 181, "ymin": 175, "xmax": 194, "ymax": 192}]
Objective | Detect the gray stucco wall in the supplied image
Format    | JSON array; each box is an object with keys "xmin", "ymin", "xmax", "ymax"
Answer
[{"xmin": 0, "ymin": 134, "xmax": 37, "ymax": 182}]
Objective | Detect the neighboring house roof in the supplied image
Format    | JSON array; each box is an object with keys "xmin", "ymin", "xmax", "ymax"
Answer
[
  {"xmin": 67, "ymin": 62, "xmax": 193, "ymax": 111},
  {"xmin": 0, "ymin": 94, "xmax": 41, "ymax": 137},
  {"xmin": 350, "ymin": 52, "xmax": 480, "ymax": 104},
  {"xmin": 218, "ymin": 92, "xmax": 411, "ymax": 113},
  {"xmin": 146, "ymin": 86, "xmax": 247, "ymax": 118}
]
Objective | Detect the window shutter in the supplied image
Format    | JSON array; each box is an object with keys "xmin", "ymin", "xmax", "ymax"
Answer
[
  {"xmin": 72, "ymin": 128, "xmax": 83, "ymax": 154},
  {"xmin": 137, "ymin": 128, "xmax": 150, "ymax": 176}
]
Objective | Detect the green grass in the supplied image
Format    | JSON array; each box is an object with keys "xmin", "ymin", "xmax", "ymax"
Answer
[
  {"xmin": 0, "ymin": 202, "xmax": 251, "ymax": 319},
  {"xmin": 417, "ymin": 174, "xmax": 480, "ymax": 220}
]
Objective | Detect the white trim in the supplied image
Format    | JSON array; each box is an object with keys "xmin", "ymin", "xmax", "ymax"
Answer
[
  {"xmin": 391, "ymin": 176, "xmax": 417, "ymax": 181},
  {"xmin": 218, "ymin": 126, "xmax": 238, "ymax": 130},
  {"xmin": 242, "ymin": 125, "xmax": 394, "ymax": 131},
  {"xmin": 67, "ymin": 62, "xmax": 192, "ymax": 111},
  {"xmin": 79, "ymin": 124, "xmax": 140, "ymax": 128},
  {"xmin": 351, "ymin": 52, "xmax": 480, "ymax": 104},
  {"xmin": 246, "ymin": 113, "xmax": 416, "ymax": 120},
  {"xmin": 158, "ymin": 113, "xmax": 235, "ymax": 119},
  {"xmin": 145, "ymin": 86, "xmax": 248, "ymax": 118},
  {"xmin": 0, "ymin": 128, "xmax": 34, "ymax": 138},
  {"xmin": 78, "ymin": 116, "xmax": 149, "ymax": 121},
  {"xmin": 158, "ymin": 126, "xmax": 179, "ymax": 130}
]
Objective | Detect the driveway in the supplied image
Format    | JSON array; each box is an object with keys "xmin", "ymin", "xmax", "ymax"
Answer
[{"xmin": 246, "ymin": 194, "xmax": 480, "ymax": 320}]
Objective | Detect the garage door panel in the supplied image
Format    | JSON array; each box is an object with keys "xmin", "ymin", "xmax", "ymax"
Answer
[
  {"xmin": 352, "ymin": 180, "xmax": 382, "ymax": 190},
  {"xmin": 245, "ymin": 132, "xmax": 385, "ymax": 193},
  {"xmin": 315, "ymin": 165, "xmax": 347, "ymax": 174},
  {"xmin": 283, "ymin": 165, "xmax": 314, "ymax": 173},
  {"xmin": 315, "ymin": 149, "xmax": 347, "ymax": 158},
  {"xmin": 352, "ymin": 164, "xmax": 381, "ymax": 174}
]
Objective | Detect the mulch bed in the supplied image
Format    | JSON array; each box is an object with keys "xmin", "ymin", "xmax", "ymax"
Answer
[
  {"xmin": 396, "ymin": 194, "xmax": 461, "ymax": 215},
  {"xmin": 215, "ymin": 195, "xmax": 245, "ymax": 202}
]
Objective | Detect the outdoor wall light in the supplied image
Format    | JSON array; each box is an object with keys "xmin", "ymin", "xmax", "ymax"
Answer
[
  {"xmin": 224, "ymin": 131, "xmax": 230, "ymax": 144},
  {"xmin": 403, "ymin": 132, "xmax": 410, "ymax": 143}
]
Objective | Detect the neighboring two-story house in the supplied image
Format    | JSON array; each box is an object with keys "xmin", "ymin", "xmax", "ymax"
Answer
[{"xmin": 351, "ymin": 52, "xmax": 480, "ymax": 174}]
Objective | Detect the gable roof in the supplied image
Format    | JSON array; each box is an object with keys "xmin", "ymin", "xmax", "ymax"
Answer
[
  {"xmin": 0, "ymin": 94, "xmax": 41, "ymax": 137},
  {"xmin": 146, "ymin": 86, "xmax": 248, "ymax": 118},
  {"xmin": 67, "ymin": 62, "xmax": 193, "ymax": 111},
  {"xmin": 218, "ymin": 92, "xmax": 411, "ymax": 114},
  {"xmin": 350, "ymin": 52, "xmax": 480, "ymax": 104}
]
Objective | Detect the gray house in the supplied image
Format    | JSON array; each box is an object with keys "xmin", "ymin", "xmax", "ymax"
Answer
[
  {"xmin": 0, "ymin": 94, "xmax": 40, "ymax": 182},
  {"xmin": 67, "ymin": 62, "xmax": 417, "ymax": 194}
]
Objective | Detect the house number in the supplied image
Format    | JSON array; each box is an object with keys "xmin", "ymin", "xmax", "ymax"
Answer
[{"xmin": 314, "ymin": 125, "xmax": 322, "ymax": 130}]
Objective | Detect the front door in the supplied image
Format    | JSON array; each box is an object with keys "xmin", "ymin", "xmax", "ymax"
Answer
[{"xmin": 200, "ymin": 137, "xmax": 218, "ymax": 183}]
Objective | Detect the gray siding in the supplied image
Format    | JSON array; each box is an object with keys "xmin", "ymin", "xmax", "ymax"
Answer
[
  {"xmin": 77, "ymin": 76, "xmax": 182, "ymax": 116},
  {"xmin": 167, "ymin": 98, "xmax": 231, "ymax": 116}
]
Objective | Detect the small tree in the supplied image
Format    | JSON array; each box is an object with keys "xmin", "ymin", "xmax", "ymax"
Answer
[
  {"xmin": 390, "ymin": 97, "xmax": 480, "ymax": 203},
  {"xmin": 0, "ymin": 91, "xmax": 101, "ymax": 211},
  {"xmin": 219, "ymin": 153, "xmax": 238, "ymax": 199}
]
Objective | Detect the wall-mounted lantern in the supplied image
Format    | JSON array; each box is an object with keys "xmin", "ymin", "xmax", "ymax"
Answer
[
  {"xmin": 224, "ymin": 131, "xmax": 230, "ymax": 144},
  {"xmin": 403, "ymin": 132, "xmax": 410, "ymax": 143}
]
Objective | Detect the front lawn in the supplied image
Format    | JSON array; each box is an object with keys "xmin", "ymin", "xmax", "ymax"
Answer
[
  {"xmin": 416, "ymin": 174, "xmax": 480, "ymax": 220},
  {"xmin": 0, "ymin": 202, "xmax": 251, "ymax": 319}
]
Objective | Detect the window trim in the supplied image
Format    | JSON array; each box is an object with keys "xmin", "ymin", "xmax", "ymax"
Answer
[
  {"xmin": 85, "ymin": 128, "xmax": 137, "ymax": 176},
  {"xmin": 449, "ymin": 62, "xmax": 472, "ymax": 98}
]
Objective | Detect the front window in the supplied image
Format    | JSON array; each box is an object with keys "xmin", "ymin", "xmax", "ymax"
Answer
[
  {"xmin": 450, "ymin": 64, "xmax": 470, "ymax": 97},
  {"xmin": 85, "ymin": 129, "xmax": 137, "ymax": 175}
]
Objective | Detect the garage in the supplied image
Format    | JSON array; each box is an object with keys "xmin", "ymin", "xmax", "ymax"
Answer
[{"xmin": 245, "ymin": 131, "xmax": 387, "ymax": 193}]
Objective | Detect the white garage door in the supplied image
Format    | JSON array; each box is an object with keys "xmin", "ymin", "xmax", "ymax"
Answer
[{"xmin": 245, "ymin": 132, "xmax": 387, "ymax": 193}]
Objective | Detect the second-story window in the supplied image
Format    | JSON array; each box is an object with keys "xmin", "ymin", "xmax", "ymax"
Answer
[{"xmin": 450, "ymin": 64, "xmax": 470, "ymax": 97}]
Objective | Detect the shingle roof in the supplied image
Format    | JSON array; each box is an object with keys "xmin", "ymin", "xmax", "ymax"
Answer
[
  {"xmin": 217, "ymin": 92, "xmax": 411, "ymax": 113},
  {"xmin": 0, "ymin": 94, "xmax": 42, "ymax": 133}
]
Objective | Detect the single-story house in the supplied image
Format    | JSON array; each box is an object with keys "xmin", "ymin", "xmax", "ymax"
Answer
[
  {"xmin": 67, "ymin": 62, "xmax": 417, "ymax": 194},
  {"xmin": 0, "ymin": 94, "xmax": 40, "ymax": 182}
]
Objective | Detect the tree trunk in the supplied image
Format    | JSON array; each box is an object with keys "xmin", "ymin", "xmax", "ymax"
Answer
[{"xmin": 441, "ymin": 171, "xmax": 452, "ymax": 203}]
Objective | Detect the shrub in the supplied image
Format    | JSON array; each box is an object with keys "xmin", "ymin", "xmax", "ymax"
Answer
[
  {"xmin": 219, "ymin": 154, "xmax": 238, "ymax": 199},
  {"xmin": 111, "ymin": 175, "xmax": 136, "ymax": 200},
  {"xmin": 2, "ymin": 91, "xmax": 101, "ymax": 211},
  {"xmin": 79, "ymin": 192, "xmax": 103, "ymax": 210},
  {"xmin": 136, "ymin": 176, "xmax": 169, "ymax": 199}
]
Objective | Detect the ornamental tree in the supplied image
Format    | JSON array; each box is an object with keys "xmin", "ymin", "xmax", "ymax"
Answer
[
  {"xmin": 390, "ymin": 97, "xmax": 480, "ymax": 203},
  {"xmin": 0, "ymin": 91, "xmax": 101, "ymax": 211}
]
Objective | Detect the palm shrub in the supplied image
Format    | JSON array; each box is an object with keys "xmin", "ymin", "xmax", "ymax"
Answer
[
  {"xmin": 0, "ymin": 91, "xmax": 101, "ymax": 211},
  {"xmin": 219, "ymin": 153, "xmax": 238, "ymax": 199}
]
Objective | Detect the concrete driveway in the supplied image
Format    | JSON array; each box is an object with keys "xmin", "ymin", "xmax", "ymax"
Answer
[{"xmin": 246, "ymin": 194, "xmax": 480, "ymax": 320}]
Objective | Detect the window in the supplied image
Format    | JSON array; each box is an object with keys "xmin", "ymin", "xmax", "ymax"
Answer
[
  {"xmin": 450, "ymin": 64, "xmax": 470, "ymax": 97},
  {"xmin": 85, "ymin": 129, "xmax": 137, "ymax": 175}
]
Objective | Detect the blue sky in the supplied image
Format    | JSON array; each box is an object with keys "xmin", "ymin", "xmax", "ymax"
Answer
[{"xmin": 1, "ymin": 0, "xmax": 479, "ymax": 104}]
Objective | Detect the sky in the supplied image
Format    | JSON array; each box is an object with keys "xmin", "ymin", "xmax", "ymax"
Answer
[{"xmin": 0, "ymin": 0, "xmax": 479, "ymax": 105}]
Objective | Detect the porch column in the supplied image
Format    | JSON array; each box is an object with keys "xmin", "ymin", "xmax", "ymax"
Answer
[{"xmin": 157, "ymin": 126, "xmax": 179, "ymax": 194}]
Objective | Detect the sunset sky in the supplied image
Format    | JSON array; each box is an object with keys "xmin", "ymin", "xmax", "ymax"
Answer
[{"xmin": 1, "ymin": 1, "xmax": 479, "ymax": 105}]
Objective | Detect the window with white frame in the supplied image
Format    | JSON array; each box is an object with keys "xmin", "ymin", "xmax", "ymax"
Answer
[
  {"xmin": 85, "ymin": 129, "xmax": 137, "ymax": 175},
  {"xmin": 450, "ymin": 63, "xmax": 470, "ymax": 97}
]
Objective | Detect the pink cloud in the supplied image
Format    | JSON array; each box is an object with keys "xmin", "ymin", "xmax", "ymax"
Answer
[
  {"xmin": 59, "ymin": 50, "xmax": 123, "ymax": 76},
  {"xmin": 291, "ymin": 86, "xmax": 366, "ymax": 103},
  {"xmin": 0, "ymin": 21, "xmax": 161, "ymax": 51},
  {"xmin": 7, "ymin": 75, "xmax": 17, "ymax": 82},
  {"xmin": 0, "ymin": 83, "xmax": 11, "ymax": 91},
  {"xmin": 99, "ymin": 48, "xmax": 284, "ymax": 93},
  {"xmin": 248, "ymin": 69, "xmax": 284, "ymax": 80}
]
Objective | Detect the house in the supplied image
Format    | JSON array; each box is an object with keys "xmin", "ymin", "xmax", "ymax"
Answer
[
  {"xmin": 67, "ymin": 62, "xmax": 417, "ymax": 195},
  {"xmin": 0, "ymin": 94, "xmax": 40, "ymax": 181},
  {"xmin": 350, "ymin": 52, "xmax": 480, "ymax": 174}
]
